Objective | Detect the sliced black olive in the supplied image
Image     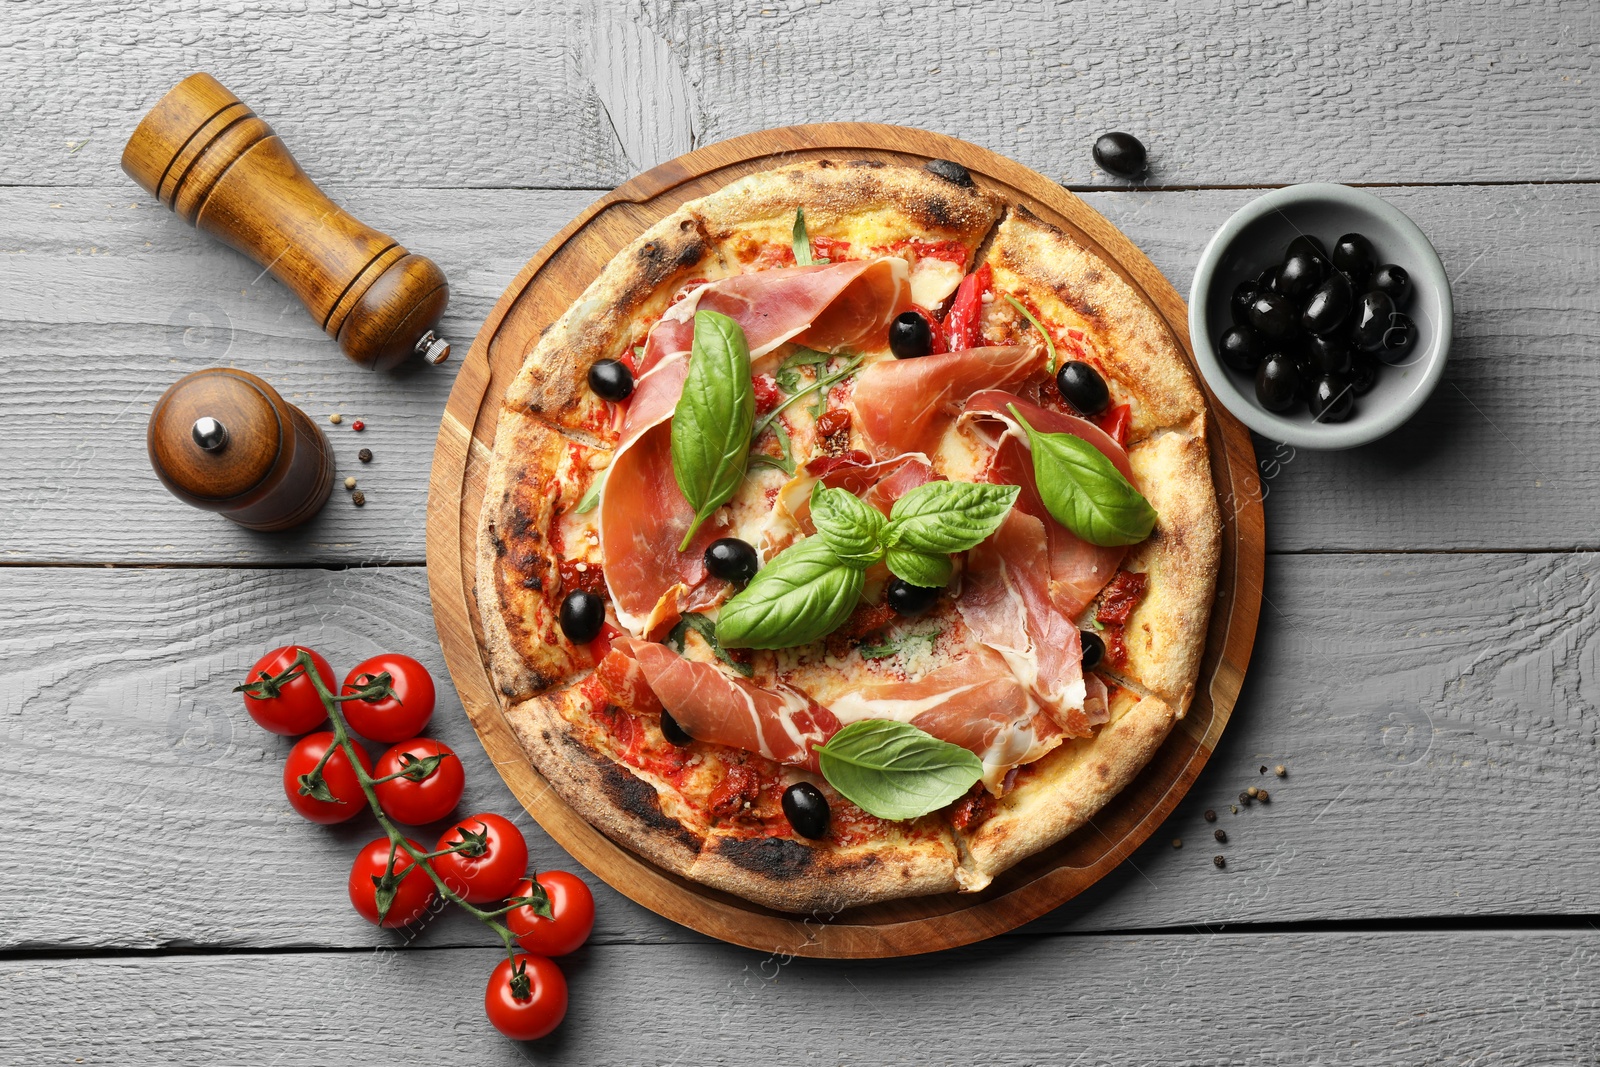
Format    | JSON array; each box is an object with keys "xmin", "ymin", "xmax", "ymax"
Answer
[
  {"xmin": 1056, "ymin": 360, "xmax": 1111, "ymax": 415},
  {"xmin": 1080, "ymin": 630, "xmax": 1106, "ymax": 671},
  {"xmin": 1286, "ymin": 234, "xmax": 1329, "ymax": 263},
  {"xmin": 888, "ymin": 311, "xmax": 934, "ymax": 359},
  {"xmin": 587, "ymin": 358, "xmax": 634, "ymax": 401},
  {"xmin": 924, "ymin": 158, "xmax": 975, "ymax": 188},
  {"xmin": 1218, "ymin": 324, "xmax": 1265, "ymax": 374},
  {"xmin": 704, "ymin": 538, "xmax": 759, "ymax": 583},
  {"xmin": 660, "ymin": 710, "xmax": 693, "ymax": 746},
  {"xmin": 1349, "ymin": 290, "xmax": 1397, "ymax": 353},
  {"xmin": 1092, "ymin": 132, "xmax": 1148, "ymax": 179},
  {"xmin": 1276, "ymin": 250, "xmax": 1326, "ymax": 300},
  {"xmin": 1350, "ymin": 354, "xmax": 1381, "ymax": 395},
  {"xmin": 1331, "ymin": 233, "xmax": 1377, "ymax": 287},
  {"xmin": 559, "ymin": 590, "xmax": 605, "ymax": 644},
  {"xmin": 1308, "ymin": 333, "xmax": 1354, "ymax": 376},
  {"xmin": 782, "ymin": 782, "xmax": 831, "ymax": 839},
  {"xmin": 1308, "ymin": 375, "xmax": 1356, "ymax": 423},
  {"xmin": 1371, "ymin": 264, "xmax": 1411, "ymax": 306},
  {"xmin": 1230, "ymin": 281, "xmax": 1260, "ymax": 326},
  {"xmin": 886, "ymin": 577, "xmax": 940, "ymax": 616},
  {"xmin": 1247, "ymin": 291, "xmax": 1297, "ymax": 339},
  {"xmin": 1301, "ymin": 273, "xmax": 1354, "ymax": 336},
  {"xmin": 1378, "ymin": 312, "xmax": 1418, "ymax": 365},
  {"xmin": 1255, "ymin": 354, "xmax": 1301, "ymax": 413}
]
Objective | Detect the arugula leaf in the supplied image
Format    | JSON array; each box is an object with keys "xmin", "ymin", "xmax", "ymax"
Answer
[
  {"xmin": 670, "ymin": 311, "xmax": 755, "ymax": 551},
  {"xmin": 752, "ymin": 353, "xmax": 864, "ymax": 440},
  {"xmin": 715, "ymin": 538, "xmax": 864, "ymax": 650},
  {"xmin": 884, "ymin": 547, "xmax": 953, "ymax": 588},
  {"xmin": 809, "ymin": 484, "xmax": 887, "ymax": 568},
  {"xmin": 575, "ymin": 467, "xmax": 606, "ymax": 514},
  {"xmin": 884, "ymin": 481, "xmax": 1019, "ymax": 556},
  {"xmin": 858, "ymin": 630, "xmax": 939, "ymax": 660},
  {"xmin": 774, "ymin": 348, "xmax": 829, "ymax": 394},
  {"xmin": 792, "ymin": 208, "xmax": 814, "ymax": 266},
  {"xmin": 1002, "ymin": 293, "xmax": 1058, "ymax": 374},
  {"xmin": 748, "ymin": 421, "xmax": 796, "ymax": 476},
  {"xmin": 665, "ymin": 611, "xmax": 752, "ymax": 677},
  {"xmin": 816, "ymin": 720, "xmax": 984, "ymax": 821},
  {"xmin": 1008, "ymin": 404, "xmax": 1156, "ymax": 547}
]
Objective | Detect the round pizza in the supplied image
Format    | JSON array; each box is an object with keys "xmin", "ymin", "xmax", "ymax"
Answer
[{"xmin": 476, "ymin": 158, "xmax": 1221, "ymax": 914}]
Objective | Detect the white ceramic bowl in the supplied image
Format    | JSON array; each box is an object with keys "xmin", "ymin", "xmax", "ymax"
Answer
[{"xmin": 1188, "ymin": 183, "xmax": 1453, "ymax": 450}]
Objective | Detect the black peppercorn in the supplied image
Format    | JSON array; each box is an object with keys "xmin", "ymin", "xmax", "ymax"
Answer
[
  {"xmin": 358, "ymin": 448, "xmax": 372, "ymax": 463},
  {"xmin": 1238, "ymin": 791, "xmax": 1252, "ymax": 805},
  {"xmin": 1203, "ymin": 809, "xmax": 1216, "ymax": 822},
  {"xmin": 1214, "ymin": 829, "xmax": 1227, "ymax": 843},
  {"xmin": 1213, "ymin": 855, "xmax": 1226, "ymax": 869},
  {"xmin": 351, "ymin": 490, "xmax": 366, "ymax": 507}
]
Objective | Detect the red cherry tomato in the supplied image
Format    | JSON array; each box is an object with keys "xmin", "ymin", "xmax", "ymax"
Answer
[
  {"xmin": 507, "ymin": 871, "xmax": 595, "ymax": 957},
  {"xmin": 240, "ymin": 645, "xmax": 333, "ymax": 735},
  {"xmin": 340, "ymin": 653, "xmax": 436, "ymax": 743},
  {"xmin": 372, "ymin": 739, "xmax": 464, "ymax": 825},
  {"xmin": 282, "ymin": 732, "xmax": 373, "ymax": 824},
  {"xmin": 347, "ymin": 837, "xmax": 437, "ymax": 927},
  {"xmin": 432, "ymin": 813, "xmax": 529, "ymax": 904},
  {"xmin": 484, "ymin": 954, "xmax": 567, "ymax": 1041}
]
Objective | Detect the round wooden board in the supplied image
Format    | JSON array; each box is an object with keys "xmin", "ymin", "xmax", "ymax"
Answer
[{"xmin": 426, "ymin": 124, "xmax": 1264, "ymax": 959}]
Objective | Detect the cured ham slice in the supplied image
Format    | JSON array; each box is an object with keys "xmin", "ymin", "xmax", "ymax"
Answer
[
  {"xmin": 600, "ymin": 261, "xmax": 911, "ymax": 635},
  {"xmin": 850, "ymin": 345, "xmax": 1037, "ymax": 459},
  {"xmin": 774, "ymin": 453, "xmax": 939, "ymax": 532}
]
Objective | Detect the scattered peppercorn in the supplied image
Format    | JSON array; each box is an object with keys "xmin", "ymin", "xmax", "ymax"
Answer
[
  {"xmin": 1230, "ymin": 804, "xmax": 1239, "ymax": 814},
  {"xmin": 352, "ymin": 420, "xmax": 365, "ymax": 432},
  {"xmin": 351, "ymin": 490, "xmax": 366, "ymax": 507},
  {"xmin": 1213, "ymin": 855, "xmax": 1226, "ymax": 869},
  {"xmin": 1203, "ymin": 809, "xmax": 1217, "ymax": 822},
  {"xmin": 358, "ymin": 448, "xmax": 373, "ymax": 463},
  {"xmin": 329, "ymin": 413, "xmax": 342, "ymax": 425},
  {"xmin": 1257, "ymin": 789, "xmax": 1270, "ymax": 804},
  {"xmin": 1259, "ymin": 765, "xmax": 1267, "ymax": 774},
  {"xmin": 1247, "ymin": 786, "xmax": 1260, "ymax": 799},
  {"xmin": 1171, "ymin": 837, "xmax": 1182, "ymax": 849},
  {"xmin": 343, "ymin": 476, "xmax": 357, "ymax": 490},
  {"xmin": 1214, "ymin": 829, "xmax": 1227, "ymax": 843},
  {"xmin": 1275, "ymin": 765, "xmax": 1287, "ymax": 778},
  {"xmin": 1238, "ymin": 791, "xmax": 1252, "ymax": 805}
]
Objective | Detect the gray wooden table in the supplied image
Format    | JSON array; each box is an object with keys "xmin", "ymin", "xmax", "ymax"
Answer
[{"xmin": 4, "ymin": 2, "xmax": 1598, "ymax": 1063}]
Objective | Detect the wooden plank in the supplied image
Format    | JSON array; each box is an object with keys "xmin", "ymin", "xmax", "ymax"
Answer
[
  {"xmin": 5, "ymin": 931, "xmax": 1598, "ymax": 1064},
  {"xmin": 3, "ymin": 181, "xmax": 1597, "ymax": 561},
  {"xmin": 5, "ymin": 0, "xmax": 1597, "ymax": 189},
  {"xmin": 3, "ymin": 555, "xmax": 1597, "ymax": 951}
]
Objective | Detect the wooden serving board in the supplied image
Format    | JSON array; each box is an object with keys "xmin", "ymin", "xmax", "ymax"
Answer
[{"xmin": 426, "ymin": 124, "xmax": 1264, "ymax": 959}]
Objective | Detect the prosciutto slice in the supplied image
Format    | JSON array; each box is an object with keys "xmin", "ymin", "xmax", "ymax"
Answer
[
  {"xmin": 600, "ymin": 261, "xmax": 911, "ymax": 635},
  {"xmin": 850, "ymin": 345, "xmax": 1038, "ymax": 459}
]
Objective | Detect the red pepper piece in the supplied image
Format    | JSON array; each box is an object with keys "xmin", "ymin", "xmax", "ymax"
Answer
[{"xmin": 942, "ymin": 263, "xmax": 992, "ymax": 351}]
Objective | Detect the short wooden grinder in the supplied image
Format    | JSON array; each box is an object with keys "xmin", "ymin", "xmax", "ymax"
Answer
[{"xmin": 121, "ymin": 72, "xmax": 451, "ymax": 370}]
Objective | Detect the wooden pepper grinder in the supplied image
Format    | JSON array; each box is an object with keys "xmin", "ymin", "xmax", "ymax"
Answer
[
  {"xmin": 148, "ymin": 368, "xmax": 336, "ymax": 531},
  {"xmin": 121, "ymin": 73, "xmax": 451, "ymax": 371}
]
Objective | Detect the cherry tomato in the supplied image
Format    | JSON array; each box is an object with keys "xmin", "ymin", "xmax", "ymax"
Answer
[
  {"xmin": 347, "ymin": 837, "xmax": 437, "ymax": 927},
  {"xmin": 506, "ymin": 871, "xmax": 595, "ymax": 957},
  {"xmin": 340, "ymin": 653, "xmax": 436, "ymax": 743},
  {"xmin": 432, "ymin": 813, "xmax": 529, "ymax": 904},
  {"xmin": 240, "ymin": 645, "xmax": 333, "ymax": 735},
  {"xmin": 282, "ymin": 732, "xmax": 373, "ymax": 824},
  {"xmin": 484, "ymin": 954, "xmax": 567, "ymax": 1041},
  {"xmin": 372, "ymin": 739, "xmax": 465, "ymax": 825}
]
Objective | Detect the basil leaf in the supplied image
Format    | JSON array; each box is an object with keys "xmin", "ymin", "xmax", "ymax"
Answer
[
  {"xmin": 671, "ymin": 311, "xmax": 755, "ymax": 550},
  {"xmin": 1002, "ymin": 293, "xmax": 1058, "ymax": 375},
  {"xmin": 809, "ymin": 484, "xmax": 887, "ymax": 568},
  {"xmin": 1009, "ymin": 404, "xmax": 1156, "ymax": 547},
  {"xmin": 792, "ymin": 208, "xmax": 814, "ymax": 266},
  {"xmin": 816, "ymin": 720, "xmax": 984, "ymax": 822},
  {"xmin": 665, "ymin": 611, "xmax": 752, "ymax": 677},
  {"xmin": 575, "ymin": 467, "xmax": 606, "ymax": 514},
  {"xmin": 884, "ymin": 547, "xmax": 952, "ymax": 588},
  {"xmin": 715, "ymin": 538, "xmax": 864, "ymax": 650},
  {"xmin": 885, "ymin": 480, "xmax": 1019, "ymax": 555}
]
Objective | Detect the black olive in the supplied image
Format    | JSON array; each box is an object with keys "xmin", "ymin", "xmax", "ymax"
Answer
[
  {"xmin": 1056, "ymin": 360, "xmax": 1111, "ymax": 415},
  {"xmin": 1308, "ymin": 333, "xmax": 1354, "ymax": 376},
  {"xmin": 923, "ymin": 158, "xmax": 975, "ymax": 188},
  {"xmin": 888, "ymin": 311, "xmax": 934, "ymax": 359},
  {"xmin": 660, "ymin": 710, "xmax": 693, "ymax": 746},
  {"xmin": 1255, "ymin": 354, "xmax": 1301, "ymax": 412},
  {"xmin": 1286, "ymin": 234, "xmax": 1329, "ymax": 263},
  {"xmin": 1371, "ymin": 264, "xmax": 1411, "ymax": 305},
  {"xmin": 704, "ymin": 538, "xmax": 759, "ymax": 583},
  {"xmin": 1092, "ymin": 132, "xmax": 1147, "ymax": 179},
  {"xmin": 1246, "ymin": 292, "xmax": 1297, "ymax": 339},
  {"xmin": 1257, "ymin": 265, "xmax": 1282, "ymax": 293},
  {"xmin": 1301, "ymin": 273, "xmax": 1354, "ymax": 336},
  {"xmin": 1276, "ymin": 250, "xmax": 1326, "ymax": 300},
  {"xmin": 1331, "ymin": 233, "xmax": 1377, "ymax": 287},
  {"xmin": 587, "ymin": 358, "xmax": 634, "ymax": 401},
  {"xmin": 782, "ymin": 782, "xmax": 831, "ymax": 839},
  {"xmin": 1378, "ymin": 312, "xmax": 1418, "ymax": 365},
  {"xmin": 1080, "ymin": 630, "xmax": 1106, "ymax": 671},
  {"xmin": 1349, "ymin": 290, "xmax": 1396, "ymax": 353},
  {"xmin": 886, "ymin": 577, "xmax": 940, "ymax": 616},
  {"xmin": 1230, "ymin": 281, "xmax": 1260, "ymax": 326},
  {"xmin": 1308, "ymin": 375, "xmax": 1356, "ymax": 423},
  {"xmin": 1350, "ymin": 354, "xmax": 1381, "ymax": 395},
  {"xmin": 1293, "ymin": 349, "xmax": 1317, "ymax": 393},
  {"xmin": 559, "ymin": 590, "xmax": 605, "ymax": 644},
  {"xmin": 1218, "ymin": 324, "xmax": 1264, "ymax": 374}
]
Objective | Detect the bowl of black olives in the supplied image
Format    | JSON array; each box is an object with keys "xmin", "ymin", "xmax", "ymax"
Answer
[{"xmin": 1189, "ymin": 184, "xmax": 1452, "ymax": 449}]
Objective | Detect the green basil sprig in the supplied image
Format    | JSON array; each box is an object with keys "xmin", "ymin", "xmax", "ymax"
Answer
[
  {"xmin": 884, "ymin": 547, "xmax": 953, "ymax": 588},
  {"xmin": 883, "ymin": 481, "xmax": 1019, "ymax": 557},
  {"xmin": 816, "ymin": 720, "xmax": 984, "ymax": 821},
  {"xmin": 1001, "ymin": 293, "xmax": 1058, "ymax": 374},
  {"xmin": 670, "ymin": 311, "xmax": 755, "ymax": 550},
  {"xmin": 575, "ymin": 467, "xmax": 606, "ymax": 514},
  {"xmin": 715, "ymin": 538, "xmax": 864, "ymax": 650},
  {"xmin": 1008, "ymin": 404, "xmax": 1156, "ymax": 546},
  {"xmin": 792, "ymin": 208, "xmax": 814, "ymax": 266},
  {"xmin": 810, "ymin": 484, "xmax": 888, "ymax": 567}
]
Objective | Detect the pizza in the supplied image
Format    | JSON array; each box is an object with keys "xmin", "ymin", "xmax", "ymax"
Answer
[{"xmin": 476, "ymin": 158, "xmax": 1221, "ymax": 914}]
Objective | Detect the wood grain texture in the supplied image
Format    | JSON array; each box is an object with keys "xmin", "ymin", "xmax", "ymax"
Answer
[
  {"xmin": 6, "ymin": 931, "xmax": 1598, "ymax": 1065},
  {"xmin": 5, "ymin": 182, "xmax": 1596, "ymax": 561},
  {"xmin": 5, "ymin": 0, "xmax": 1597, "ymax": 189},
  {"xmin": 5, "ymin": 555, "xmax": 1596, "ymax": 951}
]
